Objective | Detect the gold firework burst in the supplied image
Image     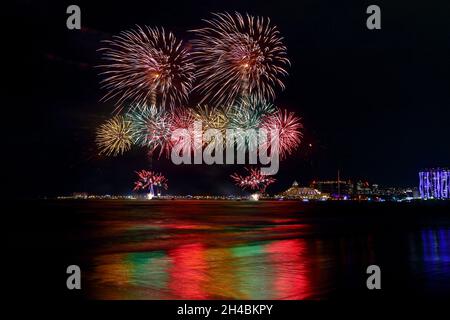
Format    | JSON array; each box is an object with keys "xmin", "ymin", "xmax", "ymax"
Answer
[{"xmin": 96, "ymin": 115, "xmax": 133, "ymax": 156}]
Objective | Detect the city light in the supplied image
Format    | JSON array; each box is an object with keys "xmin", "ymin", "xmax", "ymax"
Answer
[
  {"xmin": 419, "ymin": 168, "xmax": 449, "ymax": 200},
  {"xmin": 250, "ymin": 193, "xmax": 260, "ymax": 201}
]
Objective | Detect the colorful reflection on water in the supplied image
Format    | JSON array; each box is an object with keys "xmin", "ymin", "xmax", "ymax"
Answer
[
  {"xmin": 408, "ymin": 228, "xmax": 450, "ymax": 294},
  {"xmin": 89, "ymin": 239, "xmax": 317, "ymax": 299},
  {"xmin": 82, "ymin": 200, "xmax": 450, "ymax": 299}
]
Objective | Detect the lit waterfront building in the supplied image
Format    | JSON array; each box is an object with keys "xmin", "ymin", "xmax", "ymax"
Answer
[
  {"xmin": 277, "ymin": 181, "xmax": 329, "ymax": 200},
  {"xmin": 419, "ymin": 168, "xmax": 449, "ymax": 200},
  {"xmin": 310, "ymin": 179, "xmax": 353, "ymax": 198}
]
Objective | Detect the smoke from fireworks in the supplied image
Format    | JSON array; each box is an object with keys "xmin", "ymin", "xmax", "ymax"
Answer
[
  {"xmin": 191, "ymin": 12, "xmax": 290, "ymax": 106},
  {"xmin": 231, "ymin": 167, "xmax": 276, "ymax": 193},
  {"xmin": 95, "ymin": 115, "xmax": 133, "ymax": 156},
  {"xmin": 126, "ymin": 104, "xmax": 173, "ymax": 157},
  {"xmin": 261, "ymin": 109, "xmax": 303, "ymax": 158},
  {"xmin": 98, "ymin": 26, "xmax": 194, "ymax": 111}
]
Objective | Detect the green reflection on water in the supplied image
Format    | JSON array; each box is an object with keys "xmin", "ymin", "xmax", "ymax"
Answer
[{"xmin": 124, "ymin": 251, "xmax": 170, "ymax": 290}]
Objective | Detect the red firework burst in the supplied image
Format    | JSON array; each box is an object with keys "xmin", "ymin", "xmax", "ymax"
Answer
[
  {"xmin": 133, "ymin": 170, "xmax": 168, "ymax": 192},
  {"xmin": 231, "ymin": 167, "xmax": 276, "ymax": 193},
  {"xmin": 169, "ymin": 107, "xmax": 201, "ymax": 152},
  {"xmin": 261, "ymin": 109, "xmax": 303, "ymax": 159}
]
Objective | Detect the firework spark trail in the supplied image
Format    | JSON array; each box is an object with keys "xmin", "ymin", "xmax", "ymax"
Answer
[
  {"xmin": 133, "ymin": 170, "xmax": 168, "ymax": 192},
  {"xmin": 192, "ymin": 104, "xmax": 230, "ymax": 146},
  {"xmin": 126, "ymin": 104, "xmax": 173, "ymax": 157},
  {"xmin": 95, "ymin": 115, "xmax": 133, "ymax": 156},
  {"xmin": 228, "ymin": 97, "xmax": 276, "ymax": 130},
  {"xmin": 98, "ymin": 26, "xmax": 195, "ymax": 111},
  {"xmin": 95, "ymin": 15, "xmax": 303, "ymax": 165},
  {"xmin": 261, "ymin": 109, "xmax": 303, "ymax": 159},
  {"xmin": 169, "ymin": 107, "xmax": 202, "ymax": 152},
  {"xmin": 191, "ymin": 12, "xmax": 290, "ymax": 106},
  {"xmin": 227, "ymin": 96, "xmax": 277, "ymax": 151},
  {"xmin": 231, "ymin": 167, "xmax": 276, "ymax": 193}
]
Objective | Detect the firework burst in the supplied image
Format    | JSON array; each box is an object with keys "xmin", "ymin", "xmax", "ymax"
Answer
[
  {"xmin": 231, "ymin": 167, "xmax": 276, "ymax": 193},
  {"xmin": 98, "ymin": 26, "xmax": 195, "ymax": 111},
  {"xmin": 227, "ymin": 97, "xmax": 276, "ymax": 151},
  {"xmin": 192, "ymin": 105, "xmax": 230, "ymax": 145},
  {"xmin": 228, "ymin": 97, "xmax": 276, "ymax": 130},
  {"xmin": 126, "ymin": 104, "xmax": 173, "ymax": 156},
  {"xmin": 95, "ymin": 115, "xmax": 133, "ymax": 156},
  {"xmin": 133, "ymin": 170, "xmax": 168, "ymax": 196},
  {"xmin": 191, "ymin": 12, "xmax": 290, "ymax": 106},
  {"xmin": 261, "ymin": 109, "xmax": 303, "ymax": 158},
  {"xmin": 169, "ymin": 107, "xmax": 201, "ymax": 152}
]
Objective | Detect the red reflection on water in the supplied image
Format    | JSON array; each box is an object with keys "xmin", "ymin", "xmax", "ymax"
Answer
[
  {"xmin": 168, "ymin": 243, "xmax": 207, "ymax": 299},
  {"xmin": 266, "ymin": 239, "xmax": 312, "ymax": 299}
]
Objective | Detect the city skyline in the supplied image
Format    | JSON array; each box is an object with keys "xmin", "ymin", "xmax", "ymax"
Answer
[{"xmin": 60, "ymin": 171, "xmax": 427, "ymax": 198}]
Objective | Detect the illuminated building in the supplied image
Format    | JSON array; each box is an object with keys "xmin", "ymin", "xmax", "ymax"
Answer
[
  {"xmin": 72, "ymin": 192, "xmax": 88, "ymax": 199},
  {"xmin": 356, "ymin": 180, "xmax": 372, "ymax": 195},
  {"xmin": 419, "ymin": 168, "xmax": 449, "ymax": 199},
  {"xmin": 310, "ymin": 180, "xmax": 353, "ymax": 198},
  {"xmin": 277, "ymin": 181, "xmax": 329, "ymax": 200}
]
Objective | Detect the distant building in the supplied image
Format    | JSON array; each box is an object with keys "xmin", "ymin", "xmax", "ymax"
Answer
[
  {"xmin": 310, "ymin": 180, "xmax": 353, "ymax": 198},
  {"xmin": 277, "ymin": 181, "xmax": 328, "ymax": 200},
  {"xmin": 419, "ymin": 168, "xmax": 449, "ymax": 199},
  {"xmin": 72, "ymin": 192, "xmax": 88, "ymax": 199},
  {"xmin": 355, "ymin": 180, "xmax": 372, "ymax": 195}
]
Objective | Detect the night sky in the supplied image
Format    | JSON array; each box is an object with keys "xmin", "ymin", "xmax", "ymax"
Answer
[{"xmin": 4, "ymin": 0, "xmax": 450, "ymax": 197}]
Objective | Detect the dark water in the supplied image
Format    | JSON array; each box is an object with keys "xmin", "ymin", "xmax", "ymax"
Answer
[{"xmin": 6, "ymin": 200, "xmax": 450, "ymax": 300}]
